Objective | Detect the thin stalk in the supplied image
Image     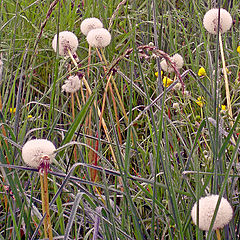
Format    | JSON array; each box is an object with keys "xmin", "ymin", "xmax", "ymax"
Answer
[
  {"xmin": 96, "ymin": 48, "xmax": 128, "ymax": 123},
  {"xmin": 87, "ymin": 45, "xmax": 91, "ymax": 77},
  {"xmin": 109, "ymin": 82, "xmax": 122, "ymax": 144},
  {"xmin": 75, "ymin": 92, "xmax": 81, "ymax": 109},
  {"xmin": 216, "ymin": 229, "xmax": 221, "ymax": 240},
  {"xmin": 110, "ymin": 76, "xmax": 129, "ymax": 122},
  {"xmin": 99, "ymin": 72, "xmax": 113, "ymax": 129},
  {"xmin": 67, "ymin": 50, "xmax": 119, "ymax": 174},
  {"xmin": 39, "ymin": 158, "xmax": 53, "ymax": 240},
  {"xmin": 0, "ymin": 93, "xmax": 10, "ymax": 164},
  {"xmin": 71, "ymin": 92, "xmax": 77, "ymax": 162},
  {"xmin": 86, "ymin": 44, "xmax": 94, "ymax": 178},
  {"xmin": 43, "ymin": 169, "xmax": 53, "ymax": 240},
  {"xmin": 71, "ymin": 93, "xmax": 75, "ymax": 120},
  {"xmin": 40, "ymin": 174, "xmax": 48, "ymax": 239},
  {"xmin": 219, "ymin": 33, "xmax": 237, "ymax": 163},
  {"xmin": 219, "ymin": 33, "xmax": 233, "ymax": 125}
]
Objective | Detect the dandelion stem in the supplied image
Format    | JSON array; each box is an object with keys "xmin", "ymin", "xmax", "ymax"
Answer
[
  {"xmin": 71, "ymin": 93, "xmax": 75, "ymax": 120},
  {"xmin": 218, "ymin": 33, "xmax": 233, "ymax": 124},
  {"xmin": 43, "ymin": 169, "xmax": 53, "ymax": 240},
  {"xmin": 71, "ymin": 92, "xmax": 77, "ymax": 162},
  {"xmin": 75, "ymin": 92, "xmax": 81, "ymax": 109},
  {"xmin": 87, "ymin": 45, "xmax": 91, "ymax": 78},
  {"xmin": 67, "ymin": 49, "xmax": 120, "ymax": 179},
  {"xmin": 40, "ymin": 168, "xmax": 53, "ymax": 240},
  {"xmin": 216, "ymin": 229, "xmax": 221, "ymax": 240},
  {"xmin": 40, "ymin": 174, "xmax": 48, "ymax": 239},
  {"xmin": 219, "ymin": 33, "xmax": 237, "ymax": 162}
]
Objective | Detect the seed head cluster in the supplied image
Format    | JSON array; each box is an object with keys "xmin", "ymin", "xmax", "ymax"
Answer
[
  {"xmin": 191, "ymin": 195, "xmax": 233, "ymax": 231},
  {"xmin": 80, "ymin": 17, "xmax": 103, "ymax": 36},
  {"xmin": 22, "ymin": 139, "xmax": 56, "ymax": 168},
  {"xmin": 160, "ymin": 53, "xmax": 184, "ymax": 73},
  {"xmin": 86, "ymin": 28, "xmax": 111, "ymax": 48},
  {"xmin": 203, "ymin": 8, "xmax": 232, "ymax": 34},
  {"xmin": 62, "ymin": 75, "xmax": 81, "ymax": 93},
  {"xmin": 52, "ymin": 31, "xmax": 79, "ymax": 56}
]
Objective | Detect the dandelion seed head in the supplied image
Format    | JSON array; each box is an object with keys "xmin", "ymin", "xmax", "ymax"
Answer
[
  {"xmin": 172, "ymin": 54, "xmax": 184, "ymax": 70},
  {"xmin": 173, "ymin": 82, "xmax": 182, "ymax": 91},
  {"xmin": 172, "ymin": 103, "xmax": 180, "ymax": 110},
  {"xmin": 86, "ymin": 28, "xmax": 111, "ymax": 48},
  {"xmin": 203, "ymin": 8, "xmax": 232, "ymax": 34},
  {"xmin": 191, "ymin": 195, "xmax": 233, "ymax": 231},
  {"xmin": 160, "ymin": 54, "xmax": 184, "ymax": 73},
  {"xmin": 22, "ymin": 139, "xmax": 56, "ymax": 168},
  {"xmin": 80, "ymin": 18, "xmax": 103, "ymax": 36},
  {"xmin": 52, "ymin": 31, "xmax": 79, "ymax": 56},
  {"xmin": 62, "ymin": 75, "xmax": 81, "ymax": 93}
]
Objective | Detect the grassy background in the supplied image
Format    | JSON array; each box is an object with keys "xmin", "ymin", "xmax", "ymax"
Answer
[{"xmin": 0, "ymin": 0, "xmax": 240, "ymax": 239}]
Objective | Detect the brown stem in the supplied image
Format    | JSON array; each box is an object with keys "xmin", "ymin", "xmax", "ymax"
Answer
[
  {"xmin": 43, "ymin": 169, "xmax": 53, "ymax": 240},
  {"xmin": 40, "ymin": 174, "xmax": 48, "ymax": 239},
  {"xmin": 216, "ymin": 229, "xmax": 221, "ymax": 240},
  {"xmin": 40, "ymin": 168, "xmax": 53, "ymax": 240}
]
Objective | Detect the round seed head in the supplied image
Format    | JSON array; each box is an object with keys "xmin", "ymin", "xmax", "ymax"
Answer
[
  {"xmin": 62, "ymin": 75, "xmax": 81, "ymax": 93},
  {"xmin": 172, "ymin": 103, "xmax": 180, "ymax": 110},
  {"xmin": 80, "ymin": 17, "xmax": 103, "ymax": 36},
  {"xmin": 160, "ymin": 54, "xmax": 184, "ymax": 73},
  {"xmin": 86, "ymin": 28, "xmax": 111, "ymax": 48},
  {"xmin": 22, "ymin": 139, "xmax": 56, "ymax": 168},
  {"xmin": 52, "ymin": 31, "xmax": 79, "ymax": 56},
  {"xmin": 172, "ymin": 54, "xmax": 184, "ymax": 69},
  {"xmin": 191, "ymin": 195, "xmax": 233, "ymax": 231},
  {"xmin": 203, "ymin": 8, "xmax": 232, "ymax": 34}
]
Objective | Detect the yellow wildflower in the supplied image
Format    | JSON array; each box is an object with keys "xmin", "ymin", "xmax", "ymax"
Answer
[
  {"xmin": 10, "ymin": 108, "xmax": 16, "ymax": 113},
  {"xmin": 155, "ymin": 71, "xmax": 163, "ymax": 77},
  {"xmin": 162, "ymin": 76, "xmax": 173, "ymax": 87},
  {"xmin": 196, "ymin": 97, "xmax": 205, "ymax": 107},
  {"xmin": 237, "ymin": 46, "xmax": 240, "ymax": 54},
  {"xmin": 27, "ymin": 115, "xmax": 33, "ymax": 119},
  {"xmin": 221, "ymin": 105, "xmax": 226, "ymax": 111},
  {"xmin": 155, "ymin": 71, "xmax": 173, "ymax": 87},
  {"xmin": 198, "ymin": 67, "xmax": 206, "ymax": 77}
]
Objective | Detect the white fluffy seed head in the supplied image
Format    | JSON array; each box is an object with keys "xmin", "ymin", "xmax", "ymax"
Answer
[
  {"xmin": 62, "ymin": 75, "xmax": 81, "ymax": 93},
  {"xmin": 52, "ymin": 31, "xmax": 79, "ymax": 56},
  {"xmin": 203, "ymin": 8, "xmax": 232, "ymax": 34},
  {"xmin": 172, "ymin": 103, "xmax": 180, "ymax": 110},
  {"xmin": 160, "ymin": 54, "xmax": 184, "ymax": 73},
  {"xmin": 80, "ymin": 17, "xmax": 103, "ymax": 36},
  {"xmin": 173, "ymin": 82, "xmax": 182, "ymax": 91},
  {"xmin": 22, "ymin": 139, "xmax": 56, "ymax": 168},
  {"xmin": 86, "ymin": 28, "xmax": 111, "ymax": 48},
  {"xmin": 191, "ymin": 195, "xmax": 233, "ymax": 231}
]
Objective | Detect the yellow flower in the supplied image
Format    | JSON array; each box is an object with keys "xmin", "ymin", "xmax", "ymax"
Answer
[
  {"xmin": 162, "ymin": 76, "xmax": 173, "ymax": 87},
  {"xmin": 221, "ymin": 105, "xmax": 226, "ymax": 111},
  {"xmin": 196, "ymin": 97, "xmax": 205, "ymax": 107},
  {"xmin": 237, "ymin": 46, "xmax": 240, "ymax": 54},
  {"xmin": 155, "ymin": 71, "xmax": 173, "ymax": 87},
  {"xmin": 198, "ymin": 67, "xmax": 206, "ymax": 77},
  {"xmin": 10, "ymin": 108, "xmax": 16, "ymax": 113},
  {"xmin": 27, "ymin": 115, "xmax": 33, "ymax": 119},
  {"xmin": 155, "ymin": 71, "xmax": 163, "ymax": 77}
]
